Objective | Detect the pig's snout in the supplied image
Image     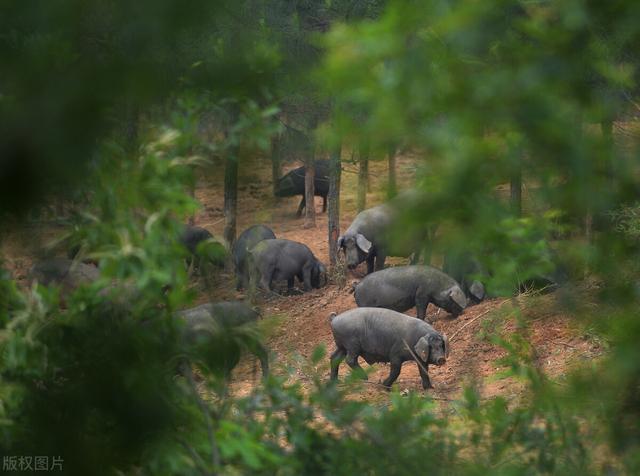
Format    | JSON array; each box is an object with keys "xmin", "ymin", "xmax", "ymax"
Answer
[{"xmin": 436, "ymin": 357, "xmax": 446, "ymax": 366}]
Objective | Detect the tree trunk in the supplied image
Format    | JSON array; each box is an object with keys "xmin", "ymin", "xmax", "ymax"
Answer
[
  {"xmin": 420, "ymin": 224, "xmax": 439, "ymax": 266},
  {"xmin": 223, "ymin": 144, "xmax": 239, "ymax": 249},
  {"xmin": 357, "ymin": 142, "xmax": 369, "ymax": 213},
  {"xmin": 328, "ymin": 142, "xmax": 342, "ymax": 266},
  {"xmin": 387, "ymin": 144, "xmax": 397, "ymax": 199},
  {"xmin": 304, "ymin": 158, "xmax": 316, "ymax": 228},
  {"xmin": 510, "ymin": 155, "xmax": 522, "ymax": 217},
  {"xmin": 271, "ymin": 133, "xmax": 283, "ymax": 196}
]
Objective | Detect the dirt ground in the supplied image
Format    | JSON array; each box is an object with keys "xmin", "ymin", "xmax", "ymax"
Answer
[
  {"xmin": 1, "ymin": 152, "xmax": 605, "ymax": 407},
  {"xmin": 189, "ymin": 154, "xmax": 604, "ymax": 405}
]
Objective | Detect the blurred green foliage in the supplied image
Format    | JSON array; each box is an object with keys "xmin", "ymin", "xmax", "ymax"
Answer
[
  {"xmin": 0, "ymin": 0, "xmax": 277, "ymax": 215},
  {"xmin": 1, "ymin": 0, "xmax": 640, "ymax": 474}
]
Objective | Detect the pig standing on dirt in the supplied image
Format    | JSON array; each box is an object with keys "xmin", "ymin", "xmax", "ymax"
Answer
[
  {"xmin": 274, "ymin": 160, "xmax": 329, "ymax": 217},
  {"xmin": 354, "ymin": 265, "xmax": 467, "ymax": 321},
  {"xmin": 337, "ymin": 203, "xmax": 396, "ymax": 274},
  {"xmin": 329, "ymin": 307, "xmax": 449, "ymax": 389},
  {"xmin": 233, "ymin": 225, "xmax": 276, "ymax": 291},
  {"xmin": 176, "ymin": 300, "xmax": 268, "ymax": 377},
  {"xmin": 338, "ymin": 191, "xmax": 437, "ymax": 274},
  {"xmin": 442, "ymin": 251, "xmax": 487, "ymax": 304},
  {"xmin": 180, "ymin": 225, "xmax": 214, "ymax": 254},
  {"xmin": 179, "ymin": 224, "xmax": 226, "ymax": 269},
  {"xmin": 248, "ymin": 238, "xmax": 326, "ymax": 294},
  {"xmin": 29, "ymin": 258, "xmax": 100, "ymax": 296}
]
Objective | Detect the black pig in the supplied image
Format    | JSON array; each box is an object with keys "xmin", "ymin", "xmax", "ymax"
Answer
[
  {"xmin": 354, "ymin": 265, "xmax": 467, "ymax": 321},
  {"xmin": 233, "ymin": 225, "xmax": 276, "ymax": 290},
  {"xmin": 442, "ymin": 251, "xmax": 487, "ymax": 304},
  {"xmin": 274, "ymin": 160, "xmax": 329, "ymax": 217},
  {"xmin": 337, "ymin": 203, "xmax": 396, "ymax": 273},
  {"xmin": 176, "ymin": 300, "xmax": 268, "ymax": 378},
  {"xmin": 329, "ymin": 308, "xmax": 449, "ymax": 389},
  {"xmin": 179, "ymin": 224, "xmax": 226, "ymax": 270},
  {"xmin": 29, "ymin": 258, "xmax": 100, "ymax": 297},
  {"xmin": 248, "ymin": 238, "xmax": 326, "ymax": 294},
  {"xmin": 338, "ymin": 191, "xmax": 437, "ymax": 274}
]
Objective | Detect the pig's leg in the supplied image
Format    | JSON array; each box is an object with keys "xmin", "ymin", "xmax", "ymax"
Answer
[
  {"xmin": 366, "ymin": 254, "xmax": 376, "ymax": 274},
  {"xmin": 374, "ymin": 251, "xmax": 386, "ymax": 271},
  {"xmin": 417, "ymin": 363, "xmax": 432, "ymax": 389},
  {"xmin": 296, "ymin": 197, "xmax": 306, "ymax": 217},
  {"xmin": 251, "ymin": 342, "xmax": 269, "ymax": 378},
  {"xmin": 302, "ymin": 265, "xmax": 312, "ymax": 291},
  {"xmin": 415, "ymin": 291, "xmax": 430, "ymax": 320},
  {"xmin": 287, "ymin": 277, "xmax": 295, "ymax": 290},
  {"xmin": 237, "ymin": 263, "xmax": 247, "ymax": 290},
  {"xmin": 259, "ymin": 265, "xmax": 275, "ymax": 292},
  {"xmin": 346, "ymin": 353, "xmax": 367, "ymax": 380},
  {"xmin": 382, "ymin": 358, "xmax": 402, "ymax": 388},
  {"xmin": 330, "ymin": 347, "xmax": 346, "ymax": 380},
  {"xmin": 322, "ymin": 195, "xmax": 327, "ymax": 213}
]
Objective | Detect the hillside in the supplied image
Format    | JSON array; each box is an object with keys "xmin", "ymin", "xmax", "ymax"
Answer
[
  {"xmin": 188, "ymin": 155, "xmax": 605, "ymax": 405},
  {"xmin": 1, "ymin": 154, "xmax": 604, "ymax": 408}
]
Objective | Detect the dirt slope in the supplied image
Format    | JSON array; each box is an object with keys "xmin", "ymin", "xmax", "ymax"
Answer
[{"xmin": 188, "ymin": 155, "xmax": 603, "ymax": 404}]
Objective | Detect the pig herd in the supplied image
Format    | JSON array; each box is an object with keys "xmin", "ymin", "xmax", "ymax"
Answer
[
  {"xmin": 27, "ymin": 194, "xmax": 491, "ymax": 392},
  {"xmin": 230, "ymin": 202, "xmax": 469, "ymax": 390}
]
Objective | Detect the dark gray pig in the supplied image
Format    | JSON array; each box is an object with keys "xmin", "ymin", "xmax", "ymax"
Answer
[
  {"xmin": 337, "ymin": 203, "xmax": 396, "ymax": 273},
  {"xmin": 179, "ymin": 224, "xmax": 226, "ymax": 269},
  {"xmin": 29, "ymin": 258, "xmax": 100, "ymax": 296},
  {"xmin": 233, "ymin": 225, "xmax": 276, "ymax": 290},
  {"xmin": 338, "ymin": 190, "xmax": 439, "ymax": 274},
  {"xmin": 274, "ymin": 160, "xmax": 329, "ymax": 216},
  {"xmin": 248, "ymin": 238, "xmax": 326, "ymax": 293},
  {"xmin": 442, "ymin": 251, "xmax": 487, "ymax": 304},
  {"xmin": 354, "ymin": 265, "xmax": 467, "ymax": 321},
  {"xmin": 176, "ymin": 300, "xmax": 268, "ymax": 377},
  {"xmin": 329, "ymin": 307, "xmax": 449, "ymax": 389},
  {"xmin": 180, "ymin": 224, "xmax": 214, "ymax": 254}
]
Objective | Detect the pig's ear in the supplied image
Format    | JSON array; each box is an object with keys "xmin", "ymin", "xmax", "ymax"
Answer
[
  {"xmin": 355, "ymin": 233, "xmax": 373, "ymax": 254},
  {"xmin": 413, "ymin": 337, "xmax": 430, "ymax": 362},
  {"xmin": 448, "ymin": 286, "xmax": 467, "ymax": 310},
  {"xmin": 469, "ymin": 280, "xmax": 485, "ymax": 301}
]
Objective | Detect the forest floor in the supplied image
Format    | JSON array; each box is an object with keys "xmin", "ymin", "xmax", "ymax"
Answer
[
  {"xmin": 185, "ymin": 152, "xmax": 606, "ymax": 407},
  {"xmin": 2, "ymin": 152, "xmax": 606, "ymax": 409}
]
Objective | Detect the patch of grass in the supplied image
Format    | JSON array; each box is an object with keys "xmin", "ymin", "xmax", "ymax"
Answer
[
  {"xmin": 328, "ymin": 255, "xmax": 347, "ymax": 289},
  {"xmin": 477, "ymin": 303, "xmax": 513, "ymax": 342}
]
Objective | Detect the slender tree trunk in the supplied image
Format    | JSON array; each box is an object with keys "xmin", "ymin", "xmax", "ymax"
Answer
[
  {"xmin": 328, "ymin": 142, "xmax": 342, "ymax": 266},
  {"xmin": 387, "ymin": 144, "xmax": 397, "ymax": 199},
  {"xmin": 223, "ymin": 144, "xmax": 239, "ymax": 249},
  {"xmin": 420, "ymin": 224, "xmax": 439, "ymax": 266},
  {"xmin": 303, "ymin": 114, "xmax": 318, "ymax": 228},
  {"xmin": 357, "ymin": 142, "xmax": 369, "ymax": 212},
  {"xmin": 304, "ymin": 157, "xmax": 316, "ymax": 228},
  {"xmin": 271, "ymin": 133, "xmax": 283, "ymax": 196},
  {"xmin": 510, "ymin": 156, "xmax": 522, "ymax": 217}
]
